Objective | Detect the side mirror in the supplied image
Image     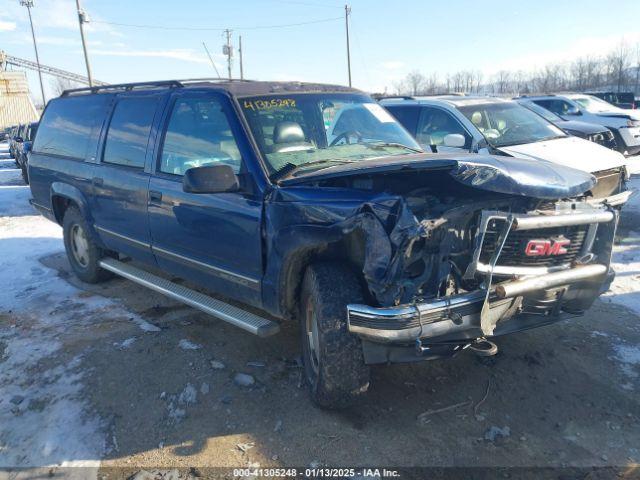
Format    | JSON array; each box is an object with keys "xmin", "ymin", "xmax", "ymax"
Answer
[
  {"xmin": 565, "ymin": 107, "xmax": 581, "ymax": 116},
  {"xmin": 182, "ymin": 164, "xmax": 240, "ymax": 194},
  {"xmin": 443, "ymin": 133, "xmax": 466, "ymax": 148}
]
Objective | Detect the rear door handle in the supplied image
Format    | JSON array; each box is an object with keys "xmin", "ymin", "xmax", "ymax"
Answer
[
  {"xmin": 149, "ymin": 190, "xmax": 163, "ymax": 204},
  {"xmin": 92, "ymin": 177, "xmax": 103, "ymax": 186}
]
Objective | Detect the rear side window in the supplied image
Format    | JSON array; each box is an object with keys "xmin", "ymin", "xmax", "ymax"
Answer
[
  {"xmin": 417, "ymin": 107, "xmax": 471, "ymax": 147},
  {"xmin": 33, "ymin": 95, "xmax": 111, "ymax": 159},
  {"xmin": 384, "ymin": 105, "xmax": 420, "ymax": 134},
  {"xmin": 103, "ymin": 96, "xmax": 159, "ymax": 169}
]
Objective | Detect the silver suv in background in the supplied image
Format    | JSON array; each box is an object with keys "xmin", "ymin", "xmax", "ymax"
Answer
[
  {"xmin": 380, "ymin": 95, "xmax": 628, "ymax": 201},
  {"xmin": 518, "ymin": 94, "xmax": 640, "ymax": 156}
]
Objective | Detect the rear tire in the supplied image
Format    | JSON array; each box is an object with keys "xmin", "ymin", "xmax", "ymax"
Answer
[
  {"xmin": 20, "ymin": 160, "xmax": 29, "ymax": 185},
  {"xmin": 62, "ymin": 206, "xmax": 113, "ymax": 283},
  {"xmin": 299, "ymin": 262, "xmax": 370, "ymax": 409}
]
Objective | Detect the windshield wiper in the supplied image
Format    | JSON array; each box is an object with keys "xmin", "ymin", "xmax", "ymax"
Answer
[
  {"xmin": 364, "ymin": 142, "xmax": 423, "ymax": 153},
  {"xmin": 270, "ymin": 159, "xmax": 356, "ymax": 182}
]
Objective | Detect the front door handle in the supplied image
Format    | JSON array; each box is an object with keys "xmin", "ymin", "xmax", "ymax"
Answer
[
  {"xmin": 149, "ymin": 190, "xmax": 163, "ymax": 204},
  {"xmin": 92, "ymin": 177, "xmax": 103, "ymax": 186}
]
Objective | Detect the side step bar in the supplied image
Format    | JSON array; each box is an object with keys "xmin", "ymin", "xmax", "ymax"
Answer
[{"xmin": 99, "ymin": 257, "xmax": 279, "ymax": 337}]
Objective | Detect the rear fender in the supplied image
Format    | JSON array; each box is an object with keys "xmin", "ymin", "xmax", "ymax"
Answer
[{"xmin": 50, "ymin": 182, "xmax": 93, "ymax": 225}]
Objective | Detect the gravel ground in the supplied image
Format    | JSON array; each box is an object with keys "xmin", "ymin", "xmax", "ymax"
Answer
[{"xmin": 1, "ymin": 143, "xmax": 639, "ymax": 479}]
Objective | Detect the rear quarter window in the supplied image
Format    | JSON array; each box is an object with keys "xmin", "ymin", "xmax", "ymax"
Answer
[
  {"xmin": 102, "ymin": 96, "xmax": 160, "ymax": 169},
  {"xmin": 33, "ymin": 95, "xmax": 112, "ymax": 159}
]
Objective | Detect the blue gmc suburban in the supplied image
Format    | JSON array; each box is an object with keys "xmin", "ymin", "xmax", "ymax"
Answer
[{"xmin": 28, "ymin": 80, "xmax": 628, "ymax": 408}]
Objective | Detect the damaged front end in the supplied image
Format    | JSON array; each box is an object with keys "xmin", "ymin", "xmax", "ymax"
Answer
[
  {"xmin": 274, "ymin": 154, "xmax": 625, "ymax": 365},
  {"xmin": 348, "ymin": 201, "xmax": 618, "ymax": 363}
]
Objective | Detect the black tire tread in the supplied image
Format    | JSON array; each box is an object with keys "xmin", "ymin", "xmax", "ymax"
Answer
[{"xmin": 300, "ymin": 262, "xmax": 370, "ymax": 409}]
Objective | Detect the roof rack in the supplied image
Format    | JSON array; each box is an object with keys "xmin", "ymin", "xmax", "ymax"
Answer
[
  {"xmin": 179, "ymin": 77, "xmax": 254, "ymax": 84},
  {"xmin": 374, "ymin": 95, "xmax": 415, "ymax": 100},
  {"xmin": 61, "ymin": 80, "xmax": 183, "ymax": 96},
  {"xmin": 61, "ymin": 78, "xmax": 254, "ymax": 96}
]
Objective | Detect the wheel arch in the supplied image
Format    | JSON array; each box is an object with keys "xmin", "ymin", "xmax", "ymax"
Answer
[
  {"xmin": 50, "ymin": 182, "xmax": 92, "ymax": 226},
  {"xmin": 277, "ymin": 228, "xmax": 368, "ymax": 320}
]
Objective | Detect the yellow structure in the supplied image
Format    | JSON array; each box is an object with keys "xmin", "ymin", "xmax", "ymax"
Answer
[{"xmin": 0, "ymin": 71, "xmax": 39, "ymax": 130}]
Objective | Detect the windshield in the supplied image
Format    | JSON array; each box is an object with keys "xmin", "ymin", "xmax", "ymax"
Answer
[
  {"xmin": 572, "ymin": 95, "xmax": 622, "ymax": 113},
  {"xmin": 239, "ymin": 93, "xmax": 422, "ymax": 176},
  {"xmin": 458, "ymin": 102, "xmax": 566, "ymax": 148},
  {"xmin": 520, "ymin": 101, "xmax": 562, "ymax": 123}
]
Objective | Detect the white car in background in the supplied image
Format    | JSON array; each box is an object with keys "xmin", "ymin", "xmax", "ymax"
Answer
[{"xmin": 520, "ymin": 93, "xmax": 640, "ymax": 157}]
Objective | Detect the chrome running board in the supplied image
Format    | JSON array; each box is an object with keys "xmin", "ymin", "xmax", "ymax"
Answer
[{"xmin": 99, "ymin": 257, "xmax": 279, "ymax": 337}]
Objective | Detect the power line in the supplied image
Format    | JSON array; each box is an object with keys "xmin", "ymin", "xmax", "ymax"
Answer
[{"xmin": 91, "ymin": 16, "xmax": 343, "ymax": 32}]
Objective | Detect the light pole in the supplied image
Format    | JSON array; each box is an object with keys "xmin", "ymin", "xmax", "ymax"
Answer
[
  {"xmin": 239, "ymin": 35, "xmax": 244, "ymax": 80},
  {"xmin": 344, "ymin": 4, "xmax": 352, "ymax": 87},
  {"xmin": 75, "ymin": 0, "xmax": 93, "ymax": 87},
  {"xmin": 20, "ymin": 0, "xmax": 45, "ymax": 106},
  {"xmin": 223, "ymin": 29, "xmax": 233, "ymax": 80}
]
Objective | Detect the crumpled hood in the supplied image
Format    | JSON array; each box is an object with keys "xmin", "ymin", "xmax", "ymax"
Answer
[
  {"xmin": 449, "ymin": 155, "xmax": 594, "ymax": 198},
  {"xmin": 280, "ymin": 152, "xmax": 595, "ymax": 200},
  {"xmin": 498, "ymin": 136, "xmax": 626, "ymax": 173}
]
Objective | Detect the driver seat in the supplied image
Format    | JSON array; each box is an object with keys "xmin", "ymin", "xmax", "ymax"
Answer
[{"xmin": 271, "ymin": 121, "xmax": 314, "ymax": 153}]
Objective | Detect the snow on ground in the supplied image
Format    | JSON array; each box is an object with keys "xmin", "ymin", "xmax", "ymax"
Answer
[
  {"xmin": 604, "ymin": 175, "xmax": 640, "ymax": 315},
  {"xmin": 0, "ymin": 143, "xmax": 157, "ymax": 473}
]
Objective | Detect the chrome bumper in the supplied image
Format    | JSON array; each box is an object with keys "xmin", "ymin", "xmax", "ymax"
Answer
[
  {"xmin": 347, "ymin": 263, "xmax": 607, "ymax": 343},
  {"xmin": 348, "ymin": 204, "xmax": 618, "ymax": 344}
]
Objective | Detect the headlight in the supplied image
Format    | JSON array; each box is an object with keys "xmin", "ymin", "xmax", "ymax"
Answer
[{"xmin": 627, "ymin": 119, "xmax": 640, "ymax": 127}]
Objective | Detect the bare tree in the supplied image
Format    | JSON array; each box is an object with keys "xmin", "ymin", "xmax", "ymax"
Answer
[
  {"xmin": 424, "ymin": 72, "xmax": 439, "ymax": 94},
  {"xmin": 50, "ymin": 77, "xmax": 80, "ymax": 97},
  {"xmin": 391, "ymin": 39, "xmax": 638, "ymax": 99},
  {"xmin": 494, "ymin": 70, "xmax": 511, "ymax": 94},
  {"xmin": 608, "ymin": 41, "xmax": 630, "ymax": 92}
]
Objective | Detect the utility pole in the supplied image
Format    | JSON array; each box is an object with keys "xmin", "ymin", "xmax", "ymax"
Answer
[
  {"xmin": 75, "ymin": 0, "xmax": 93, "ymax": 87},
  {"xmin": 344, "ymin": 4, "xmax": 352, "ymax": 87},
  {"xmin": 239, "ymin": 35, "xmax": 244, "ymax": 80},
  {"xmin": 223, "ymin": 29, "xmax": 233, "ymax": 80},
  {"xmin": 20, "ymin": 0, "xmax": 45, "ymax": 106},
  {"xmin": 202, "ymin": 42, "xmax": 221, "ymax": 79}
]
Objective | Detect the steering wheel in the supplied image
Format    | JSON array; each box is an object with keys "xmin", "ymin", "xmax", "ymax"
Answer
[
  {"xmin": 499, "ymin": 124, "xmax": 522, "ymax": 139},
  {"xmin": 330, "ymin": 130, "xmax": 363, "ymax": 146}
]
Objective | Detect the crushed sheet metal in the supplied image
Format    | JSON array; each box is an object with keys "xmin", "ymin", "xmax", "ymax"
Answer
[{"xmin": 449, "ymin": 156, "xmax": 595, "ymax": 199}]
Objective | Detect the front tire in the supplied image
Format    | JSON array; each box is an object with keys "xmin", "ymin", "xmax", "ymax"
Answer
[
  {"xmin": 62, "ymin": 206, "xmax": 113, "ymax": 283},
  {"xmin": 300, "ymin": 262, "xmax": 370, "ymax": 409}
]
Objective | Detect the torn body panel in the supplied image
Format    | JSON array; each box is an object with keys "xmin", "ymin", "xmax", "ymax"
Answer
[{"xmin": 262, "ymin": 154, "xmax": 619, "ymax": 365}]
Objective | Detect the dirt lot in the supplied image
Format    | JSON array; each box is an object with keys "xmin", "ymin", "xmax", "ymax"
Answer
[{"xmin": 1, "ymin": 144, "xmax": 639, "ymax": 479}]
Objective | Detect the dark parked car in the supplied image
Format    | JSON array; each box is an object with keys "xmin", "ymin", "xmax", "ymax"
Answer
[
  {"xmin": 586, "ymin": 91, "xmax": 636, "ymax": 110},
  {"xmin": 516, "ymin": 99, "xmax": 617, "ymax": 150},
  {"xmin": 16, "ymin": 121, "xmax": 38, "ymax": 184},
  {"xmin": 8, "ymin": 124, "xmax": 22, "ymax": 160},
  {"xmin": 29, "ymin": 80, "xmax": 625, "ymax": 408},
  {"xmin": 519, "ymin": 94, "xmax": 640, "ymax": 156}
]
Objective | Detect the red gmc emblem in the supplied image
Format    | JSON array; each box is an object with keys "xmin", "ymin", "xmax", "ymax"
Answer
[{"xmin": 525, "ymin": 238, "xmax": 570, "ymax": 256}]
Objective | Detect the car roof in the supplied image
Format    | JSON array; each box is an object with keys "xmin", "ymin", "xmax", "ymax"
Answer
[
  {"xmin": 379, "ymin": 95, "xmax": 512, "ymax": 108},
  {"xmin": 61, "ymin": 79, "xmax": 363, "ymax": 98}
]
